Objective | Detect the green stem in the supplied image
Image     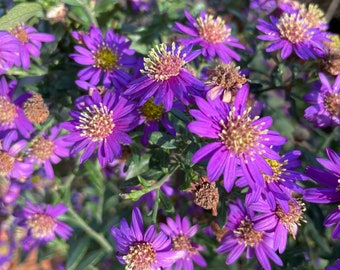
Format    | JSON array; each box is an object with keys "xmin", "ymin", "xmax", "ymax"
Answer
[
  {"xmin": 316, "ymin": 126, "xmax": 339, "ymax": 155},
  {"xmin": 151, "ymin": 189, "xmax": 160, "ymax": 224},
  {"xmin": 68, "ymin": 207, "xmax": 113, "ymax": 253}
]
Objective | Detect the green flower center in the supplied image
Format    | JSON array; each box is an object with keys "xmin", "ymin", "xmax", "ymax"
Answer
[
  {"xmin": 140, "ymin": 98, "xmax": 164, "ymax": 121},
  {"xmin": 94, "ymin": 46, "xmax": 118, "ymax": 72}
]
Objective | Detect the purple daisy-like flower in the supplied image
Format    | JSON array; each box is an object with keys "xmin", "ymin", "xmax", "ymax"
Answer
[
  {"xmin": 326, "ymin": 259, "xmax": 340, "ymax": 270},
  {"xmin": 26, "ymin": 126, "xmax": 71, "ymax": 179},
  {"xmin": 129, "ymin": 0, "xmax": 151, "ymax": 12},
  {"xmin": 0, "ymin": 76, "xmax": 34, "ymax": 138},
  {"xmin": 216, "ymin": 199, "xmax": 283, "ymax": 270},
  {"xmin": 62, "ymin": 90, "xmax": 138, "ymax": 167},
  {"xmin": 15, "ymin": 200, "xmax": 73, "ymax": 251},
  {"xmin": 304, "ymin": 148, "xmax": 340, "ymax": 239},
  {"xmin": 0, "ymin": 130, "xmax": 33, "ymax": 180},
  {"xmin": 188, "ymin": 86, "xmax": 286, "ymax": 192},
  {"xmin": 0, "ymin": 31, "xmax": 20, "ymax": 75},
  {"xmin": 138, "ymin": 98, "xmax": 184, "ymax": 146},
  {"xmin": 0, "ymin": 178, "xmax": 21, "ymax": 206},
  {"xmin": 173, "ymin": 10, "xmax": 245, "ymax": 62},
  {"xmin": 160, "ymin": 214, "xmax": 207, "ymax": 270},
  {"xmin": 9, "ymin": 24, "xmax": 55, "ymax": 70},
  {"xmin": 256, "ymin": 9, "xmax": 328, "ymax": 60},
  {"xmin": 250, "ymin": 0, "xmax": 277, "ymax": 14},
  {"xmin": 124, "ymin": 42, "xmax": 204, "ymax": 111},
  {"xmin": 304, "ymin": 72, "xmax": 340, "ymax": 127},
  {"xmin": 237, "ymin": 150, "xmax": 306, "ymax": 212},
  {"xmin": 110, "ymin": 207, "xmax": 184, "ymax": 269},
  {"xmin": 250, "ymin": 197, "xmax": 306, "ymax": 253},
  {"xmin": 70, "ymin": 25, "xmax": 136, "ymax": 89}
]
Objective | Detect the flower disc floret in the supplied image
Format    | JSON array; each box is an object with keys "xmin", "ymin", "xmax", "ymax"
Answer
[
  {"xmin": 234, "ymin": 217, "xmax": 264, "ymax": 247},
  {"xmin": 276, "ymin": 13, "xmax": 310, "ymax": 44},
  {"xmin": 140, "ymin": 98, "xmax": 164, "ymax": 121},
  {"xmin": 9, "ymin": 25, "xmax": 29, "ymax": 43},
  {"xmin": 30, "ymin": 137, "xmax": 55, "ymax": 162},
  {"xmin": 0, "ymin": 97, "xmax": 17, "ymax": 125},
  {"xmin": 324, "ymin": 93, "xmax": 340, "ymax": 116},
  {"xmin": 93, "ymin": 46, "xmax": 118, "ymax": 72},
  {"xmin": 77, "ymin": 103, "xmax": 115, "ymax": 142},
  {"xmin": 0, "ymin": 151, "xmax": 14, "ymax": 176},
  {"xmin": 196, "ymin": 15, "xmax": 230, "ymax": 44},
  {"xmin": 263, "ymin": 159, "xmax": 287, "ymax": 183},
  {"xmin": 123, "ymin": 242, "xmax": 156, "ymax": 270},
  {"xmin": 144, "ymin": 43, "xmax": 186, "ymax": 81},
  {"xmin": 26, "ymin": 213, "xmax": 56, "ymax": 239}
]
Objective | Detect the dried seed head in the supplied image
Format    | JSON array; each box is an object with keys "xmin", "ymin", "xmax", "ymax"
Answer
[
  {"xmin": 23, "ymin": 93, "xmax": 49, "ymax": 124},
  {"xmin": 189, "ymin": 176, "xmax": 219, "ymax": 216}
]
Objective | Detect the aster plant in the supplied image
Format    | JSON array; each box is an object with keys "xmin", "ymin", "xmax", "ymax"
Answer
[
  {"xmin": 174, "ymin": 10, "xmax": 245, "ymax": 62},
  {"xmin": 110, "ymin": 207, "xmax": 184, "ymax": 269},
  {"xmin": 304, "ymin": 148, "xmax": 340, "ymax": 239},
  {"xmin": 124, "ymin": 42, "xmax": 204, "ymax": 111},
  {"xmin": 0, "ymin": 31, "xmax": 20, "ymax": 75},
  {"xmin": 70, "ymin": 25, "xmax": 136, "ymax": 89},
  {"xmin": 188, "ymin": 86, "xmax": 286, "ymax": 192},
  {"xmin": 63, "ymin": 90, "xmax": 138, "ymax": 167},
  {"xmin": 304, "ymin": 72, "xmax": 340, "ymax": 127}
]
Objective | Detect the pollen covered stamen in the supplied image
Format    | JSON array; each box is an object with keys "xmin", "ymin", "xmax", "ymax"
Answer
[
  {"xmin": 77, "ymin": 103, "xmax": 115, "ymax": 142},
  {"xmin": 196, "ymin": 15, "xmax": 230, "ymax": 43},
  {"xmin": 123, "ymin": 242, "xmax": 156, "ymax": 270},
  {"xmin": 23, "ymin": 93, "xmax": 49, "ymax": 124},
  {"xmin": 206, "ymin": 63, "xmax": 247, "ymax": 102},
  {"xmin": 0, "ymin": 151, "xmax": 15, "ymax": 176},
  {"xmin": 26, "ymin": 213, "xmax": 56, "ymax": 239},
  {"xmin": 140, "ymin": 98, "xmax": 164, "ymax": 121},
  {"xmin": 93, "ymin": 45, "xmax": 118, "ymax": 72},
  {"xmin": 300, "ymin": 4, "xmax": 326, "ymax": 29},
  {"xmin": 10, "ymin": 25, "xmax": 29, "ymax": 43},
  {"xmin": 263, "ymin": 159, "xmax": 287, "ymax": 183},
  {"xmin": 143, "ymin": 43, "xmax": 186, "ymax": 81},
  {"xmin": 234, "ymin": 217, "xmax": 263, "ymax": 247},
  {"xmin": 0, "ymin": 97, "xmax": 17, "ymax": 125},
  {"xmin": 324, "ymin": 93, "xmax": 340, "ymax": 116},
  {"xmin": 275, "ymin": 200, "xmax": 306, "ymax": 238},
  {"xmin": 172, "ymin": 234, "xmax": 197, "ymax": 254},
  {"xmin": 277, "ymin": 13, "xmax": 310, "ymax": 44},
  {"xmin": 219, "ymin": 107, "xmax": 267, "ymax": 157},
  {"xmin": 30, "ymin": 137, "xmax": 54, "ymax": 162}
]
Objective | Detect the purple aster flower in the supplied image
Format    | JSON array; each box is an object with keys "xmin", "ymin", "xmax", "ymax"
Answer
[
  {"xmin": 250, "ymin": 0, "xmax": 277, "ymax": 14},
  {"xmin": 15, "ymin": 200, "xmax": 73, "ymax": 251},
  {"xmin": 110, "ymin": 207, "xmax": 184, "ymax": 269},
  {"xmin": 327, "ymin": 259, "xmax": 340, "ymax": 270},
  {"xmin": 173, "ymin": 10, "xmax": 245, "ymax": 62},
  {"xmin": 0, "ymin": 178, "xmax": 21, "ymax": 206},
  {"xmin": 237, "ymin": 150, "xmax": 306, "ymax": 212},
  {"xmin": 304, "ymin": 72, "xmax": 340, "ymax": 127},
  {"xmin": 26, "ymin": 126, "xmax": 71, "ymax": 179},
  {"xmin": 0, "ymin": 31, "xmax": 20, "ymax": 75},
  {"xmin": 304, "ymin": 148, "xmax": 340, "ymax": 239},
  {"xmin": 9, "ymin": 24, "xmax": 55, "ymax": 70},
  {"xmin": 0, "ymin": 130, "xmax": 33, "ymax": 180},
  {"xmin": 124, "ymin": 42, "xmax": 204, "ymax": 111},
  {"xmin": 0, "ymin": 76, "xmax": 34, "ymax": 138},
  {"xmin": 70, "ymin": 25, "xmax": 136, "ymax": 89},
  {"xmin": 216, "ymin": 199, "xmax": 283, "ymax": 270},
  {"xmin": 160, "ymin": 214, "xmax": 207, "ymax": 270},
  {"xmin": 138, "ymin": 98, "xmax": 184, "ymax": 146},
  {"xmin": 256, "ymin": 9, "xmax": 328, "ymax": 60},
  {"xmin": 62, "ymin": 90, "xmax": 138, "ymax": 167},
  {"xmin": 129, "ymin": 0, "xmax": 151, "ymax": 12},
  {"xmin": 188, "ymin": 86, "xmax": 286, "ymax": 192},
  {"xmin": 250, "ymin": 197, "xmax": 306, "ymax": 253}
]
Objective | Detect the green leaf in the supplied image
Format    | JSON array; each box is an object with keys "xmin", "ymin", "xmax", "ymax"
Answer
[
  {"xmin": 149, "ymin": 132, "xmax": 177, "ymax": 149},
  {"xmin": 66, "ymin": 237, "xmax": 90, "ymax": 270},
  {"xmin": 75, "ymin": 250, "xmax": 106, "ymax": 270},
  {"xmin": 0, "ymin": 3, "xmax": 43, "ymax": 30},
  {"xmin": 159, "ymin": 190, "xmax": 174, "ymax": 213},
  {"xmin": 61, "ymin": 0, "xmax": 83, "ymax": 6},
  {"xmin": 83, "ymin": 160, "xmax": 104, "ymax": 191}
]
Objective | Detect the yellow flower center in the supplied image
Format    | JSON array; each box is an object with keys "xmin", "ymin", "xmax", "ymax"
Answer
[
  {"xmin": 324, "ymin": 93, "xmax": 340, "ymax": 116},
  {"xmin": 140, "ymin": 98, "xmax": 164, "ymax": 121},
  {"xmin": 0, "ymin": 151, "xmax": 15, "ymax": 176},
  {"xmin": 277, "ymin": 13, "xmax": 310, "ymax": 44},
  {"xmin": 26, "ymin": 213, "xmax": 56, "ymax": 239},
  {"xmin": 0, "ymin": 96, "xmax": 17, "ymax": 126},
  {"xmin": 263, "ymin": 158, "xmax": 287, "ymax": 183},
  {"xmin": 30, "ymin": 137, "xmax": 55, "ymax": 162},
  {"xmin": 234, "ymin": 217, "xmax": 263, "ymax": 247},
  {"xmin": 123, "ymin": 242, "xmax": 156, "ymax": 270},
  {"xmin": 10, "ymin": 25, "xmax": 29, "ymax": 43},
  {"xmin": 93, "ymin": 46, "xmax": 118, "ymax": 72}
]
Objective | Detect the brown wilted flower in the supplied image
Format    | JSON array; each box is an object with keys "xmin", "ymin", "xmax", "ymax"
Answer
[
  {"xmin": 210, "ymin": 221, "xmax": 228, "ymax": 242},
  {"xmin": 23, "ymin": 93, "xmax": 49, "ymax": 124},
  {"xmin": 188, "ymin": 176, "xmax": 219, "ymax": 216},
  {"xmin": 206, "ymin": 62, "xmax": 247, "ymax": 103}
]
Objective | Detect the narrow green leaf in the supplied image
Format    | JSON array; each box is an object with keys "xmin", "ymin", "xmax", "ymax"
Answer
[
  {"xmin": 0, "ymin": 3, "xmax": 43, "ymax": 30},
  {"xmin": 66, "ymin": 237, "xmax": 90, "ymax": 270},
  {"xmin": 75, "ymin": 250, "xmax": 106, "ymax": 270},
  {"xmin": 83, "ymin": 160, "xmax": 104, "ymax": 191},
  {"xmin": 159, "ymin": 190, "xmax": 174, "ymax": 213}
]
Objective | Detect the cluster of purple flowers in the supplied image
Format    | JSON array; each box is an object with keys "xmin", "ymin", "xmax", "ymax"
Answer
[{"xmin": 1, "ymin": 0, "xmax": 340, "ymax": 269}]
